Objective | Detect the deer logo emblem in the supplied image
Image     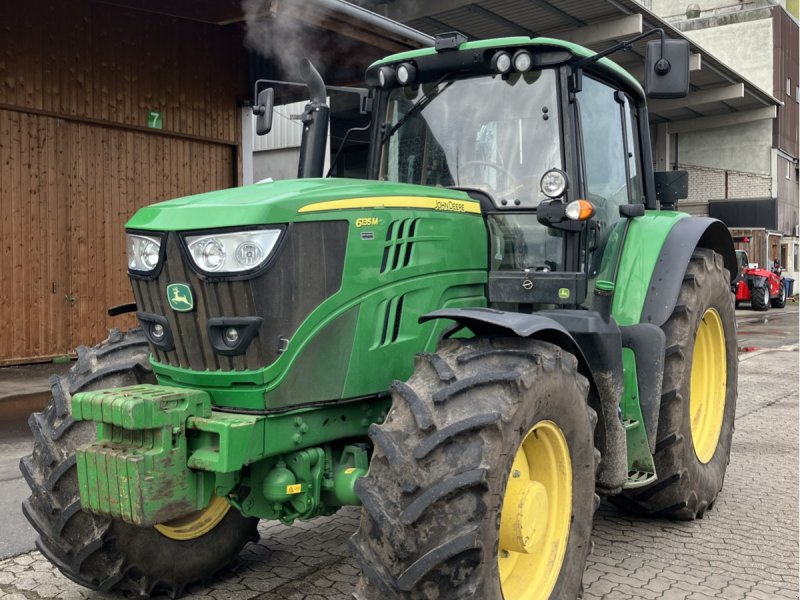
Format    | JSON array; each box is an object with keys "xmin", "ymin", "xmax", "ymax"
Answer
[{"xmin": 166, "ymin": 283, "xmax": 194, "ymax": 312}]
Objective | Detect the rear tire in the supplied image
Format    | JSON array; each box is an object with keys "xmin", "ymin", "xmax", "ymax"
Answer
[
  {"xmin": 612, "ymin": 249, "xmax": 737, "ymax": 519},
  {"xmin": 350, "ymin": 337, "xmax": 597, "ymax": 599},
  {"xmin": 771, "ymin": 281, "xmax": 786, "ymax": 308},
  {"xmin": 751, "ymin": 284, "xmax": 770, "ymax": 311},
  {"xmin": 20, "ymin": 329, "xmax": 259, "ymax": 598}
]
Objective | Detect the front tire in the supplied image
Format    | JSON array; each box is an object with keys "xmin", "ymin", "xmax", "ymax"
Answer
[
  {"xmin": 612, "ymin": 249, "xmax": 737, "ymax": 519},
  {"xmin": 20, "ymin": 329, "xmax": 259, "ymax": 598},
  {"xmin": 350, "ymin": 338, "xmax": 597, "ymax": 599},
  {"xmin": 751, "ymin": 284, "xmax": 770, "ymax": 311}
]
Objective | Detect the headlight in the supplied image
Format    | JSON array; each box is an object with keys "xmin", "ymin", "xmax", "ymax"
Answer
[
  {"xmin": 185, "ymin": 229, "xmax": 282, "ymax": 274},
  {"xmin": 127, "ymin": 234, "xmax": 162, "ymax": 273}
]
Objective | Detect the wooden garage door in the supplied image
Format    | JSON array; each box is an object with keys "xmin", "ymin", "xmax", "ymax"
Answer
[{"xmin": 0, "ymin": 109, "xmax": 235, "ymax": 364}]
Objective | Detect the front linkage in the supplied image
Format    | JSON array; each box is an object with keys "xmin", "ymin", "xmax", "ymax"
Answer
[{"xmin": 72, "ymin": 384, "xmax": 386, "ymax": 526}]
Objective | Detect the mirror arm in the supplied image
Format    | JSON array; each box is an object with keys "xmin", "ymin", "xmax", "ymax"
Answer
[
  {"xmin": 253, "ymin": 78, "xmax": 370, "ymax": 114},
  {"xmin": 573, "ymin": 28, "xmax": 666, "ymax": 71}
]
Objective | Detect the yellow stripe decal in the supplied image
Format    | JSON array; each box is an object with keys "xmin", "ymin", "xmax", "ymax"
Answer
[{"xmin": 298, "ymin": 196, "xmax": 481, "ymax": 215}]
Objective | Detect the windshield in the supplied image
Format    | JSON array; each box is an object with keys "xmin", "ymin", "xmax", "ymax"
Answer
[
  {"xmin": 736, "ymin": 250, "xmax": 748, "ymax": 268},
  {"xmin": 379, "ymin": 70, "xmax": 562, "ymax": 206}
]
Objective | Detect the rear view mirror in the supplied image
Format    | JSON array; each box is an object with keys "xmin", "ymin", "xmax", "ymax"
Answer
[
  {"xmin": 645, "ymin": 39, "xmax": 690, "ymax": 99},
  {"xmin": 654, "ymin": 170, "xmax": 688, "ymax": 210},
  {"xmin": 253, "ymin": 87, "xmax": 274, "ymax": 136}
]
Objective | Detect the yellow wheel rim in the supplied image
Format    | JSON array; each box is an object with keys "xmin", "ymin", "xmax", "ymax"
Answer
[
  {"xmin": 154, "ymin": 495, "xmax": 231, "ymax": 541},
  {"xmin": 689, "ymin": 308, "xmax": 727, "ymax": 464},
  {"xmin": 498, "ymin": 420, "xmax": 572, "ymax": 600}
]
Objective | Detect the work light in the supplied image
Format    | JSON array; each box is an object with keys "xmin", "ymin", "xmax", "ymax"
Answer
[
  {"xmin": 490, "ymin": 51, "xmax": 512, "ymax": 74},
  {"xmin": 513, "ymin": 50, "xmax": 532, "ymax": 72},
  {"xmin": 540, "ymin": 169, "xmax": 568, "ymax": 198},
  {"xmin": 396, "ymin": 63, "xmax": 417, "ymax": 85}
]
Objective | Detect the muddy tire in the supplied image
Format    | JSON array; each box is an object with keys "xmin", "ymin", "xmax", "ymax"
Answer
[
  {"xmin": 612, "ymin": 249, "xmax": 737, "ymax": 519},
  {"xmin": 751, "ymin": 283, "xmax": 770, "ymax": 311},
  {"xmin": 20, "ymin": 329, "xmax": 259, "ymax": 598},
  {"xmin": 350, "ymin": 337, "xmax": 597, "ymax": 600},
  {"xmin": 771, "ymin": 281, "xmax": 786, "ymax": 308}
]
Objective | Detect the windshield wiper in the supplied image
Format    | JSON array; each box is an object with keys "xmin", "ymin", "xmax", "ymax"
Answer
[{"xmin": 382, "ymin": 75, "xmax": 453, "ymax": 144}]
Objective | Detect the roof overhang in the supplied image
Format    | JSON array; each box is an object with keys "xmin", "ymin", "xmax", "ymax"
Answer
[{"xmin": 356, "ymin": 0, "xmax": 780, "ymax": 126}]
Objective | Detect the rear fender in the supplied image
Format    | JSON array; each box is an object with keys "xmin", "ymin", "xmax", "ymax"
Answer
[{"xmin": 614, "ymin": 215, "xmax": 736, "ymax": 328}]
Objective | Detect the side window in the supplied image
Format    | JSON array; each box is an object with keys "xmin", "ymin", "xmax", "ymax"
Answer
[
  {"xmin": 578, "ymin": 77, "xmax": 628, "ymax": 239},
  {"xmin": 623, "ymin": 96, "xmax": 644, "ymax": 204},
  {"xmin": 578, "ymin": 77, "xmax": 629, "ymax": 285}
]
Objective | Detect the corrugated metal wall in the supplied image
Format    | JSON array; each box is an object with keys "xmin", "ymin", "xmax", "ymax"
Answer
[
  {"xmin": 252, "ymin": 100, "xmax": 310, "ymax": 151},
  {"xmin": 0, "ymin": 2, "xmax": 246, "ymax": 363}
]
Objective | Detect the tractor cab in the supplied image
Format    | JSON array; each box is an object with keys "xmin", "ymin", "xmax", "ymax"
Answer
[
  {"xmin": 736, "ymin": 249, "xmax": 749, "ymax": 271},
  {"xmin": 358, "ymin": 34, "xmax": 690, "ymax": 312}
]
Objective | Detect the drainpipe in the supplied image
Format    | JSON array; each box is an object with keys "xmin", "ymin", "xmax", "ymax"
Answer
[{"xmin": 313, "ymin": 0, "xmax": 434, "ymax": 48}]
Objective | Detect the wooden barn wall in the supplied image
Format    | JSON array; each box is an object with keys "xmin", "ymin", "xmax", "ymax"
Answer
[
  {"xmin": 0, "ymin": 1, "xmax": 246, "ymax": 143},
  {"xmin": 0, "ymin": 2, "xmax": 247, "ymax": 363}
]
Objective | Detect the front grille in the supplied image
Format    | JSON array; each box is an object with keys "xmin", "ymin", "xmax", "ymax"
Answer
[{"xmin": 130, "ymin": 221, "xmax": 348, "ymax": 372}]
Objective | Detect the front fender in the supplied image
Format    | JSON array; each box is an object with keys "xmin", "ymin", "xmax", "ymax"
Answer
[
  {"xmin": 747, "ymin": 275, "xmax": 769, "ymax": 289},
  {"xmin": 419, "ymin": 307, "xmax": 579, "ymax": 354},
  {"xmin": 420, "ymin": 307, "xmax": 629, "ymax": 492}
]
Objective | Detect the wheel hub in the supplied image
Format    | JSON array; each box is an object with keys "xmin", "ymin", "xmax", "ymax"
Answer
[
  {"xmin": 154, "ymin": 494, "xmax": 231, "ymax": 541},
  {"xmin": 498, "ymin": 420, "xmax": 572, "ymax": 600},
  {"xmin": 689, "ymin": 308, "xmax": 727, "ymax": 464},
  {"xmin": 500, "ymin": 479, "xmax": 548, "ymax": 554}
]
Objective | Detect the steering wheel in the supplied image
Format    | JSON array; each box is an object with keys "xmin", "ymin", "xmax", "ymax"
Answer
[{"xmin": 457, "ymin": 160, "xmax": 521, "ymax": 198}]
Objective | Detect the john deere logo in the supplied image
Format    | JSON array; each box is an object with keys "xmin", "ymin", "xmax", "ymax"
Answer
[{"xmin": 167, "ymin": 283, "xmax": 194, "ymax": 312}]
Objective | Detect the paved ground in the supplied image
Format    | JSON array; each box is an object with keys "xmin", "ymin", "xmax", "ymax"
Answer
[{"xmin": 0, "ymin": 306, "xmax": 797, "ymax": 599}]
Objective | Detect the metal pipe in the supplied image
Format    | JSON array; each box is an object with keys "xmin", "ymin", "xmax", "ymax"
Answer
[
  {"xmin": 299, "ymin": 59, "xmax": 326, "ymax": 104},
  {"xmin": 313, "ymin": 0, "xmax": 434, "ymax": 48}
]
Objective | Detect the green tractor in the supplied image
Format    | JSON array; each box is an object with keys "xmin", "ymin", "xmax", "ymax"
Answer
[{"xmin": 22, "ymin": 31, "xmax": 737, "ymax": 600}]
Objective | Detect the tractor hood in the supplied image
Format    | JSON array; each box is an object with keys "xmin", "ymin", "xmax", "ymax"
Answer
[{"xmin": 126, "ymin": 178, "xmax": 475, "ymax": 231}]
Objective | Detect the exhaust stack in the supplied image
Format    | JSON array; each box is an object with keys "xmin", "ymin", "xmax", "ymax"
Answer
[{"xmin": 297, "ymin": 59, "xmax": 330, "ymax": 179}]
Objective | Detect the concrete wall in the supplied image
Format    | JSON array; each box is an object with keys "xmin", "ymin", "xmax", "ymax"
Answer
[
  {"xmin": 677, "ymin": 119, "xmax": 773, "ymax": 174},
  {"xmin": 682, "ymin": 15, "xmax": 774, "ymax": 93},
  {"xmin": 649, "ymin": 0, "xmax": 781, "ymax": 23}
]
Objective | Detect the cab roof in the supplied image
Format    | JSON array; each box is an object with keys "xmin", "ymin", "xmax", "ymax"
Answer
[{"xmin": 369, "ymin": 36, "xmax": 644, "ymax": 99}]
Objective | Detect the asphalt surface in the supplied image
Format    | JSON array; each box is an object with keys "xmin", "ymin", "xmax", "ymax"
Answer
[
  {"xmin": 0, "ymin": 304, "xmax": 797, "ymax": 598},
  {"xmin": 0, "ymin": 419, "xmax": 34, "ymax": 562}
]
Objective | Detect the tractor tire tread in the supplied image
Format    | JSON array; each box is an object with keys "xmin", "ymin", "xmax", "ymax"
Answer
[
  {"xmin": 20, "ymin": 329, "xmax": 258, "ymax": 598},
  {"xmin": 352, "ymin": 337, "xmax": 597, "ymax": 599}
]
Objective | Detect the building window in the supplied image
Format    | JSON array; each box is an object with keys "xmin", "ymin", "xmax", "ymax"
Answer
[
  {"xmin": 787, "ymin": 77, "xmax": 792, "ymax": 97},
  {"xmin": 787, "ymin": 161, "xmax": 792, "ymax": 180}
]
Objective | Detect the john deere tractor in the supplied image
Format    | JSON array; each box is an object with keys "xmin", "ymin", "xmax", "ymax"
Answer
[{"xmin": 22, "ymin": 31, "xmax": 737, "ymax": 600}]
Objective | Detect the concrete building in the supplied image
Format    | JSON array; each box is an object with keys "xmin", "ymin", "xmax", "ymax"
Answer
[{"xmin": 639, "ymin": 0, "xmax": 799, "ymax": 277}]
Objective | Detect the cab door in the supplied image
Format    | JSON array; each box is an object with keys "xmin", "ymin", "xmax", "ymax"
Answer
[{"xmin": 575, "ymin": 76, "xmax": 643, "ymax": 302}]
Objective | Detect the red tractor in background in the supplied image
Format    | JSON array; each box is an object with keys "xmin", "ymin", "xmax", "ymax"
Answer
[{"xmin": 732, "ymin": 249, "xmax": 786, "ymax": 310}]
